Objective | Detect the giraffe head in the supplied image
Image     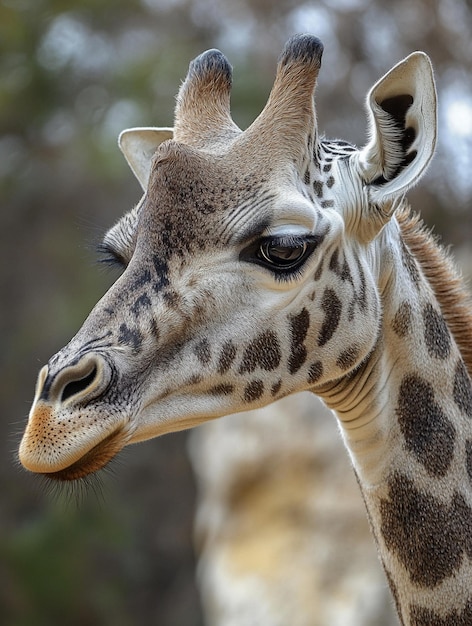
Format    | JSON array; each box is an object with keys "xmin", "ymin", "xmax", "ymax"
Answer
[{"xmin": 19, "ymin": 35, "xmax": 437, "ymax": 480}]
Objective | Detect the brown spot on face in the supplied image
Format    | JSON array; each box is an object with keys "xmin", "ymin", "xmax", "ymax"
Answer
[
  {"xmin": 336, "ymin": 345, "xmax": 359, "ymax": 371},
  {"xmin": 218, "ymin": 341, "xmax": 237, "ymax": 374},
  {"xmin": 244, "ymin": 380, "xmax": 264, "ymax": 403},
  {"xmin": 131, "ymin": 293, "xmax": 152, "ymax": 316},
  {"xmin": 150, "ymin": 317, "xmax": 160, "ymax": 340},
  {"xmin": 304, "ymin": 168, "xmax": 311, "ymax": 185},
  {"xmin": 271, "ymin": 379, "xmax": 282, "ymax": 396},
  {"xmin": 209, "ymin": 383, "xmax": 234, "ymax": 396},
  {"xmin": 410, "ymin": 599, "xmax": 472, "ymax": 625},
  {"xmin": 318, "ymin": 288, "xmax": 342, "ymax": 347},
  {"xmin": 422, "ymin": 303, "xmax": 451, "ymax": 359},
  {"xmin": 329, "ymin": 248, "xmax": 353, "ymax": 284},
  {"xmin": 380, "ymin": 472, "xmax": 472, "ymax": 588},
  {"xmin": 288, "ymin": 308, "xmax": 310, "ymax": 374},
  {"xmin": 307, "ymin": 361, "xmax": 323, "ymax": 384},
  {"xmin": 326, "ymin": 175, "xmax": 335, "ymax": 188},
  {"xmin": 313, "ymin": 180, "xmax": 323, "ymax": 198},
  {"xmin": 118, "ymin": 323, "xmax": 143, "ymax": 351},
  {"xmin": 239, "ymin": 331, "xmax": 281, "ymax": 374},
  {"xmin": 453, "ymin": 359, "xmax": 472, "ymax": 418},
  {"xmin": 397, "ymin": 375, "xmax": 456, "ymax": 477},
  {"xmin": 313, "ymin": 260, "xmax": 323, "ymax": 281},
  {"xmin": 152, "ymin": 255, "xmax": 170, "ymax": 292},
  {"xmin": 195, "ymin": 338, "xmax": 211, "ymax": 365},
  {"xmin": 392, "ymin": 301, "xmax": 412, "ymax": 337},
  {"xmin": 130, "ymin": 268, "xmax": 153, "ymax": 291}
]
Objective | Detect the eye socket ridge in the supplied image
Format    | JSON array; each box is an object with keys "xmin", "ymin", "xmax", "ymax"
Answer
[{"xmin": 241, "ymin": 233, "xmax": 319, "ymax": 273}]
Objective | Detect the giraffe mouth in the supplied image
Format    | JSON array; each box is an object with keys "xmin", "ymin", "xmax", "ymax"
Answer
[{"xmin": 43, "ymin": 428, "xmax": 126, "ymax": 482}]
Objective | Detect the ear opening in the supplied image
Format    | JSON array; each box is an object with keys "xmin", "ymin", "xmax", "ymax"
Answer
[
  {"xmin": 359, "ymin": 52, "xmax": 437, "ymax": 201},
  {"xmin": 369, "ymin": 94, "xmax": 417, "ymax": 186},
  {"xmin": 118, "ymin": 127, "xmax": 173, "ymax": 190}
]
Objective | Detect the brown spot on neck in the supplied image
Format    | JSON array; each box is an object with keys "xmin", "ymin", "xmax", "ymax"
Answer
[
  {"xmin": 397, "ymin": 207, "xmax": 472, "ymax": 377},
  {"xmin": 396, "ymin": 374, "xmax": 456, "ymax": 477},
  {"xmin": 392, "ymin": 301, "xmax": 413, "ymax": 337},
  {"xmin": 380, "ymin": 472, "xmax": 472, "ymax": 588},
  {"xmin": 410, "ymin": 598, "xmax": 472, "ymax": 625}
]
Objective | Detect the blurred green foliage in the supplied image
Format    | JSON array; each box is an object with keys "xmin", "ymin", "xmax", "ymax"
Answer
[{"xmin": 2, "ymin": 499, "xmax": 131, "ymax": 626}]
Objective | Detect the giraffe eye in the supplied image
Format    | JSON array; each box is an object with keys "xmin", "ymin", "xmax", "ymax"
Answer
[
  {"xmin": 259, "ymin": 239, "xmax": 308, "ymax": 268},
  {"xmin": 240, "ymin": 233, "xmax": 319, "ymax": 276}
]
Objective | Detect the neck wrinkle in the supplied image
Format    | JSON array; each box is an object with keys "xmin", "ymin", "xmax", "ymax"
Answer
[{"xmin": 311, "ymin": 340, "xmax": 396, "ymax": 486}]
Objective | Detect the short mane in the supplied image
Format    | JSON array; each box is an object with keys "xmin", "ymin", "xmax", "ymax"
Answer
[{"xmin": 397, "ymin": 206, "xmax": 472, "ymax": 377}]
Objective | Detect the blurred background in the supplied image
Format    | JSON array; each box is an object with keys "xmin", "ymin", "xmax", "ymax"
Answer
[{"xmin": 1, "ymin": 0, "xmax": 472, "ymax": 624}]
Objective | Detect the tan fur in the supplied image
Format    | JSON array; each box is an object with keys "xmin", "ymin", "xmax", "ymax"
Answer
[{"xmin": 174, "ymin": 54, "xmax": 240, "ymax": 149}]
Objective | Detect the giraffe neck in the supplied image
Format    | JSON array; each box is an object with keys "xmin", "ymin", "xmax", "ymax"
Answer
[{"xmin": 314, "ymin": 207, "xmax": 472, "ymax": 625}]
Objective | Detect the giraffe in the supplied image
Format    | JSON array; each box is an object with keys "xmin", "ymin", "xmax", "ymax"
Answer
[{"xmin": 19, "ymin": 34, "xmax": 472, "ymax": 625}]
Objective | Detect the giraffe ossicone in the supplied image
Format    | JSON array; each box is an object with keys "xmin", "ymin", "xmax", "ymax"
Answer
[{"xmin": 19, "ymin": 34, "xmax": 472, "ymax": 625}]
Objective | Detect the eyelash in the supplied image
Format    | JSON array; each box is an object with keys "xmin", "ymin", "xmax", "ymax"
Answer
[{"xmin": 96, "ymin": 242, "xmax": 127, "ymax": 269}]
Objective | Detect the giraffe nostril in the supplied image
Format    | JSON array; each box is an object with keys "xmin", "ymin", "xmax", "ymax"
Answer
[
  {"xmin": 40, "ymin": 354, "xmax": 108, "ymax": 406},
  {"xmin": 61, "ymin": 365, "xmax": 98, "ymax": 403}
]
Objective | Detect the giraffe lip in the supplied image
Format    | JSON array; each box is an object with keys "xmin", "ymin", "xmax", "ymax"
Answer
[{"xmin": 43, "ymin": 428, "xmax": 126, "ymax": 482}]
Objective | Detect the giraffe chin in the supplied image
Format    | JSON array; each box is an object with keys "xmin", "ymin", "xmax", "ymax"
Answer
[{"xmin": 43, "ymin": 429, "xmax": 126, "ymax": 482}]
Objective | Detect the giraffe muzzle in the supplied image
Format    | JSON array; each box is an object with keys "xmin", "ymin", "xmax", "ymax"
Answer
[{"xmin": 18, "ymin": 353, "xmax": 128, "ymax": 478}]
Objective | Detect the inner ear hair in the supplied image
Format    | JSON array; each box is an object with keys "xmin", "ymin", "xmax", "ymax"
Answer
[{"xmin": 373, "ymin": 93, "xmax": 417, "ymax": 185}]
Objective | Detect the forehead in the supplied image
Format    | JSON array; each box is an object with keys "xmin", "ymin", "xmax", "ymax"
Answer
[{"xmin": 139, "ymin": 140, "xmax": 279, "ymax": 252}]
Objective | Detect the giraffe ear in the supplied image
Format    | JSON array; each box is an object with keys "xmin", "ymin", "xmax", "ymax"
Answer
[
  {"xmin": 118, "ymin": 127, "xmax": 173, "ymax": 190},
  {"xmin": 359, "ymin": 52, "xmax": 437, "ymax": 202}
]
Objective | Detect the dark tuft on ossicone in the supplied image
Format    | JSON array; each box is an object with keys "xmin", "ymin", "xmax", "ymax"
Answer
[
  {"xmin": 188, "ymin": 49, "xmax": 233, "ymax": 86},
  {"xmin": 279, "ymin": 34, "xmax": 324, "ymax": 67}
]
